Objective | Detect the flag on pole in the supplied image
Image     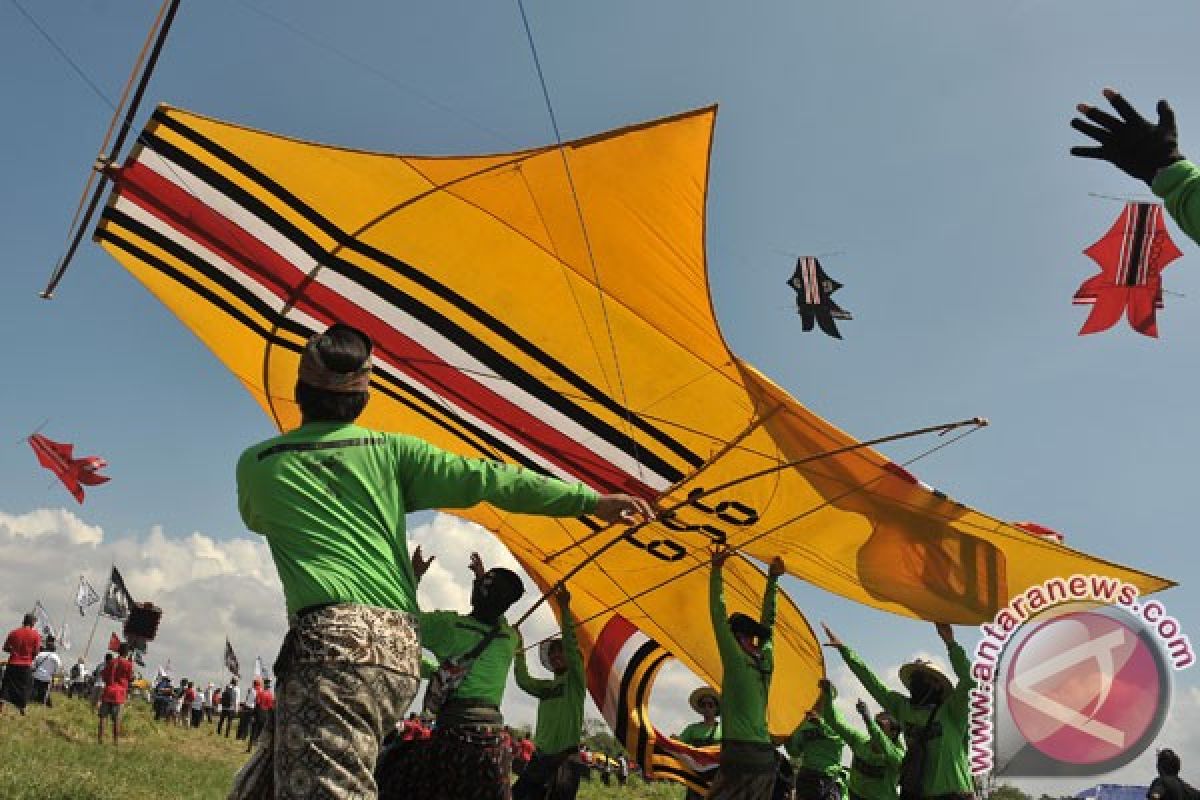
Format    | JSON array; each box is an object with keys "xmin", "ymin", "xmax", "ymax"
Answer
[
  {"xmin": 108, "ymin": 632, "xmax": 121, "ymax": 652},
  {"xmin": 31, "ymin": 601, "xmax": 56, "ymax": 641},
  {"xmin": 59, "ymin": 623, "xmax": 72, "ymax": 651},
  {"xmin": 75, "ymin": 575, "xmax": 100, "ymax": 616},
  {"xmin": 254, "ymin": 655, "xmax": 268, "ymax": 680},
  {"xmin": 100, "ymin": 567, "xmax": 133, "ymax": 620},
  {"xmin": 224, "ymin": 638, "xmax": 240, "ymax": 677}
]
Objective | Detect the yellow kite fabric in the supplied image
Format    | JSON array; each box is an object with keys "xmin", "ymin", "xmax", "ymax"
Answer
[{"xmin": 95, "ymin": 104, "xmax": 1171, "ymax": 741}]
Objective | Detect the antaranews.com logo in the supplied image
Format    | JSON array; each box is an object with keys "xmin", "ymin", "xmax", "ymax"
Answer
[{"xmin": 969, "ymin": 575, "xmax": 1193, "ymax": 778}]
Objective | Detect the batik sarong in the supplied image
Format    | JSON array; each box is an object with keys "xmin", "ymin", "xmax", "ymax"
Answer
[
  {"xmin": 377, "ymin": 721, "xmax": 512, "ymax": 800},
  {"xmin": 228, "ymin": 604, "xmax": 420, "ymax": 800},
  {"xmin": 0, "ymin": 665, "xmax": 33, "ymax": 712},
  {"xmin": 708, "ymin": 741, "xmax": 779, "ymax": 800}
]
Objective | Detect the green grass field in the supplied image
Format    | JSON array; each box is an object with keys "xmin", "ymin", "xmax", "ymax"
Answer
[{"xmin": 0, "ymin": 693, "xmax": 683, "ymax": 799}]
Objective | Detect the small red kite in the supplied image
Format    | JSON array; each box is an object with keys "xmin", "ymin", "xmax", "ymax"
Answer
[
  {"xmin": 28, "ymin": 433, "xmax": 110, "ymax": 503},
  {"xmin": 1074, "ymin": 202, "xmax": 1183, "ymax": 337},
  {"xmin": 108, "ymin": 632, "xmax": 122, "ymax": 652}
]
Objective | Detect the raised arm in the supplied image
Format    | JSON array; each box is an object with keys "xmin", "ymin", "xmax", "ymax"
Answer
[
  {"xmin": 938, "ymin": 623, "xmax": 976, "ymax": 707},
  {"xmin": 762, "ymin": 556, "xmax": 783, "ymax": 630},
  {"xmin": 512, "ymin": 629, "xmax": 554, "ymax": 698},
  {"xmin": 559, "ymin": 590, "xmax": 585, "ymax": 682},
  {"xmin": 865, "ymin": 711, "xmax": 905, "ymax": 768},
  {"xmin": 822, "ymin": 683, "xmax": 869, "ymax": 751},
  {"xmin": 710, "ymin": 548, "xmax": 738, "ymax": 660},
  {"xmin": 822, "ymin": 623, "xmax": 905, "ymax": 717}
]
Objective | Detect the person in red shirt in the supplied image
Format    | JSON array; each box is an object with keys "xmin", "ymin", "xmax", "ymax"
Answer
[
  {"xmin": 1, "ymin": 614, "xmax": 42, "ymax": 716},
  {"xmin": 247, "ymin": 678, "xmax": 274, "ymax": 752},
  {"xmin": 97, "ymin": 643, "xmax": 134, "ymax": 746}
]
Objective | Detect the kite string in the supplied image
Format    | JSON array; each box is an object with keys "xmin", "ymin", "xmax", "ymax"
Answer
[
  {"xmin": 514, "ymin": 0, "xmax": 648, "ymax": 486},
  {"xmin": 517, "ymin": 420, "xmax": 987, "ymax": 648},
  {"xmin": 516, "ymin": 417, "xmax": 985, "ymax": 632}
]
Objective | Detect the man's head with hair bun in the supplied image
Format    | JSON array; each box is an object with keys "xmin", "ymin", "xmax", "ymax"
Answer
[{"xmin": 295, "ymin": 324, "xmax": 374, "ymax": 423}]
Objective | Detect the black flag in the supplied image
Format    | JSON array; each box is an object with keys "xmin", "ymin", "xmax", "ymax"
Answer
[
  {"xmin": 224, "ymin": 638, "xmax": 241, "ymax": 677},
  {"xmin": 100, "ymin": 567, "xmax": 134, "ymax": 620}
]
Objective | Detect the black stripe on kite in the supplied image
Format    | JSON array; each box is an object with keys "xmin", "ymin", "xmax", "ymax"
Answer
[
  {"xmin": 631, "ymin": 646, "xmax": 670, "ymax": 767},
  {"xmin": 613, "ymin": 636, "xmax": 665, "ymax": 747},
  {"xmin": 97, "ymin": 209, "xmax": 535, "ymax": 468},
  {"xmin": 148, "ymin": 110, "xmax": 703, "ymax": 476},
  {"xmin": 1125, "ymin": 204, "xmax": 1151, "ymax": 287},
  {"xmin": 256, "ymin": 437, "xmax": 386, "ymax": 461}
]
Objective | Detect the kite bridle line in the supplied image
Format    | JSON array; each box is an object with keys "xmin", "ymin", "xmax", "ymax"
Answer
[
  {"xmin": 36, "ymin": 0, "xmax": 182, "ymax": 299},
  {"xmin": 540, "ymin": 415, "xmax": 986, "ymax": 565},
  {"xmin": 514, "ymin": 0, "xmax": 649, "ymax": 490},
  {"xmin": 512, "ymin": 415, "xmax": 987, "ymax": 631},
  {"xmin": 516, "ymin": 418, "xmax": 988, "ymax": 651}
]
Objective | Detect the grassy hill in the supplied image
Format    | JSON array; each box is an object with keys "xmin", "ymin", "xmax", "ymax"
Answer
[{"xmin": 0, "ymin": 694, "xmax": 683, "ymax": 799}]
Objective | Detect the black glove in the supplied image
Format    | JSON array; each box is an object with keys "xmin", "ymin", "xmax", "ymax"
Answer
[{"xmin": 1070, "ymin": 89, "xmax": 1184, "ymax": 186}]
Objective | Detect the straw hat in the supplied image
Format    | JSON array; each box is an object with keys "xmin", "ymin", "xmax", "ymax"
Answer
[
  {"xmin": 898, "ymin": 659, "xmax": 952, "ymax": 698},
  {"xmin": 688, "ymin": 686, "xmax": 720, "ymax": 716}
]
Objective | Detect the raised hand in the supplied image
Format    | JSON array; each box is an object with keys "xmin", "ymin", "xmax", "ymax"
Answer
[
  {"xmin": 554, "ymin": 583, "xmax": 571, "ymax": 606},
  {"xmin": 411, "ymin": 545, "xmax": 435, "ymax": 580},
  {"xmin": 935, "ymin": 622, "xmax": 955, "ymax": 645},
  {"xmin": 768, "ymin": 556, "xmax": 786, "ymax": 579},
  {"xmin": 593, "ymin": 494, "xmax": 657, "ymax": 525},
  {"xmin": 711, "ymin": 544, "xmax": 733, "ymax": 569},
  {"xmin": 469, "ymin": 552, "xmax": 486, "ymax": 580},
  {"xmin": 1071, "ymin": 88, "xmax": 1184, "ymax": 185},
  {"xmin": 821, "ymin": 622, "xmax": 843, "ymax": 649},
  {"xmin": 856, "ymin": 699, "xmax": 869, "ymax": 720}
]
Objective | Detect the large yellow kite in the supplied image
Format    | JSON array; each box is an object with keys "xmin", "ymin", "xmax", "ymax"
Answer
[{"xmin": 94, "ymin": 105, "xmax": 1170, "ymax": 778}]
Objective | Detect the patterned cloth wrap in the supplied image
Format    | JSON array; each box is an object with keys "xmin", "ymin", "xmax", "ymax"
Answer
[
  {"xmin": 377, "ymin": 721, "xmax": 513, "ymax": 800},
  {"xmin": 229, "ymin": 604, "xmax": 421, "ymax": 800},
  {"xmin": 794, "ymin": 768, "xmax": 843, "ymax": 800},
  {"xmin": 707, "ymin": 741, "xmax": 780, "ymax": 800}
]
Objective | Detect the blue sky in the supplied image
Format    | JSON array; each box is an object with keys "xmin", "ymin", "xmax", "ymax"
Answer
[{"xmin": 3, "ymin": 0, "xmax": 1200, "ymax": 787}]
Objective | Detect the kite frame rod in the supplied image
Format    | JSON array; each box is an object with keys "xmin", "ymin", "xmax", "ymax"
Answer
[
  {"xmin": 514, "ymin": 415, "xmax": 987, "ymax": 629},
  {"xmin": 40, "ymin": 0, "xmax": 182, "ymax": 299},
  {"xmin": 517, "ymin": 419, "xmax": 987, "ymax": 649}
]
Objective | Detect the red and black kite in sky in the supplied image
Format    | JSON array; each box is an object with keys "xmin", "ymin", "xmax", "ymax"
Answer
[
  {"xmin": 1074, "ymin": 202, "xmax": 1183, "ymax": 337},
  {"xmin": 28, "ymin": 433, "xmax": 110, "ymax": 503}
]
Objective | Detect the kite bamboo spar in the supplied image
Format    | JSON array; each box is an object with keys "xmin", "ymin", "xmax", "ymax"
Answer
[
  {"xmin": 40, "ymin": 0, "xmax": 182, "ymax": 299},
  {"xmin": 512, "ymin": 415, "xmax": 988, "ymax": 629}
]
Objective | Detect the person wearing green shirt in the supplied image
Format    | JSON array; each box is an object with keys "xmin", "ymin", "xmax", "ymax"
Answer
[
  {"xmin": 823, "ymin": 622, "xmax": 976, "ymax": 800},
  {"xmin": 707, "ymin": 545, "xmax": 785, "ymax": 800},
  {"xmin": 511, "ymin": 586, "xmax": 586, "ymax": 800},
  {"xmin": 1070, "ymin": 88, "xmax": 1200, "ymax": 246},
  {"xmin": 677, "ymin": 686, "xmax": 722, "ymax": 800},
  {"xmin": 787, "ymin": 681, "xmax": 845, "ymax": 800},
  {"xmin": 822, "ymin": 686, "xmax": 904, "ymax": 800},
  {"xmin": 230, "ymin": 323, "xmax": 653, "ymax": 800}
]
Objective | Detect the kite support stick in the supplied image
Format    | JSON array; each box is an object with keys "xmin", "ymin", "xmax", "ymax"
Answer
[
  {"xmin": 543, "ymin": 415, "xmax": 987, "ymax": 565},
  {"xmin": 518, "ymin": 415, "xmax": 987, "ymax": 631},
  {"xmin": 40, "ymin": 0, "xmax": 182, "ymax": 299},
  {"xmin": 543, "ymin": 405, "xmax": 784, "ymax": 564},
  {"xmin": 518, "ymin": 419, "xmax": 988, "ymax": 651}
]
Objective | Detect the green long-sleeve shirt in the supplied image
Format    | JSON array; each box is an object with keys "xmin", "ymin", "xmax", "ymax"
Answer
[
  {"xmin": 1154, "ymin": 160, "xmax": 1200, "ymax": 246},
  {"xmin": 677, "ymin": 720, "xmax": 722, "ymax": 746},
  {"xmin": 823, "ymin": 695, "xmax": 904, "ymax": 800},
  {"xmin": 418, "ymin": 610, "xmax": 516, "ymax": 707},
  {"xmin": 836, "ymin": 643, "xmax": 975, "ymax": 798},
  {"xmin": 785, "ymin": 715, "xmax": 844, "ymax": 776},
  {"xmin": 513, "ymin": 601, "xmax": 586, "ymax": 754},
  {"xmin": 237, "ymin": 422, "xmax": 598, "ymax": 615},
  {"xmin": 709, "ymin": 566, "xmax": 777, "ymax": 745}
]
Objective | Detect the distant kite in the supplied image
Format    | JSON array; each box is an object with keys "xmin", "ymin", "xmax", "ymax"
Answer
[
  {"xmin": 1074, "ymin": 202, "xmax": 1182, "ymax": 337},
  {"xmin": 787, "ymin": 256, "xmax": 852, "ymax": 338},
  {"xmin": 28, "ymin": 433, "xmax": 110, "ymax": 503}
]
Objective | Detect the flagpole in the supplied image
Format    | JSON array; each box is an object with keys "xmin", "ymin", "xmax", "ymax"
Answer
[{"xmin": 82, "ymin": 568, "xmax": 111, "ymax": 662}]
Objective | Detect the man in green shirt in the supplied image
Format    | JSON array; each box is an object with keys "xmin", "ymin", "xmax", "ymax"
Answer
[
  {"xmin": 823, "ymin": 623, "xmax": 976, "ymax": 800},
  {"xmin": 512, "ymin": 586, "xmax": 586, "ymax": 800},
  {"xmin": 787, "ymin": 681, "xmax": 845, "ymax": 800},
  {"xmin": 707, "ymin": 545, "xmax": 785, "ymax": 800},
  {"xmin": 822, "ymin": 687, "xmax": 904, "ymax": 800},
  {"xmin": 1070, "ymin": 88, "xmax": 1200, "ymax": 246},
  {"xmin": 230, "ymin": 324, "xmax": 653, "ymax": 800}
]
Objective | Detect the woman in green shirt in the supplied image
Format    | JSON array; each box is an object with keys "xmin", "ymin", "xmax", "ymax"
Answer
[{"xmin": 787, "ymin": 681, "xmax": 845, "ymax": 800}]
